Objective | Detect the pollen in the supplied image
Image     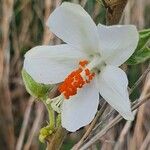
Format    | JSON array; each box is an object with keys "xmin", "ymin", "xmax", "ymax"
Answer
[
  {"xmin": 58, "ymin": 60, "xmax": 95, "ymax": 99},
  {"xmin": 79, "ymin": 60, "xmax": 88, "ymax": 68}
]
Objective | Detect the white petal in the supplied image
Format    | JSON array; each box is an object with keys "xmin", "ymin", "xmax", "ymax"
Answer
[
  {"xmin": 96, "ymin": 65, "xmax": 134, "ymax": 120},
  {"xmin": 24, "ymin": 44, "xmax": 87, "ymax": 84},
  {"xmin": 97, "ymin": 24, "xmax": 139, "ymax": 66},
  {"xmin": 61, "ymin": 80, "xmax": 99, "ymax": 132},
  {"xmin": 47, "ymin": 2, "xmax": 99, "ymax": 54}
]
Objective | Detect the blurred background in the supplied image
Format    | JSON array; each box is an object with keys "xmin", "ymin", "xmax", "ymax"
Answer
[{"xmin": 0, "ymin": 0, "xmax": 150, "ymax": 150}]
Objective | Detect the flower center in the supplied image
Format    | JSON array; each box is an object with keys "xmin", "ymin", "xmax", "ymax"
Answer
[
  {"xmin": 46, "ymin": 55, "xmax": 104, "ymax": 113},
  {"xmin": 58, "ymin": 60, "xmax": 95, "ymax": 99}
]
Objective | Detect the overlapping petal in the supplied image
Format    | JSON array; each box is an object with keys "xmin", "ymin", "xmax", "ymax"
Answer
[
  {"xmin": 61, "ymin": 80, "xmax": 99, "ymax": 132},
  {"xmin": 47, "ymin": 2, "xmax": 100, "ymax": 54},
  {"xmin": 24, "ymin": 44, "xmax": 88, "ymax": 84},
  {"xmin": 96, "ymin": 65, "xmax": 134, "ymax": 120},
  {"xmin": 97, "ymin": 24, "xmax": 139, "ymax": 66}
]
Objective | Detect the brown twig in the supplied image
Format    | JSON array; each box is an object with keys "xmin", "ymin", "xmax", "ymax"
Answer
[
  {"xmin": 139, "ymin": 130, "xmax": 150, "ymax": 150},
  {"xmin": 47, "ymin": 127, "xmax": 68, "ymax": 150},
  {"xmin": 16, "ymin": 98, "xmax": 34, "ymax": 150},
  {"xmin": 114, "ymin": 70, "xmax": 150, "ymax": 150},
  {"xmin": 79, "ymin": 93, "xmax": 150, "ymax": 150},
  {"xmin": 114, "ymin": 121, "xmax": 132, "ymax": 150},
  {"xmin": 131, "ymin": 71, "xmax": 150, "ymax": 149},
  {"xmin": 103, "ymin": 0, "xmax": 128, "ymax": 25},
  {"xmin": 23, "ymin": 103, "xmax": 44, "ymax": 150},
  {"xmin": 0, "ymin": 0, "xmax": 15, "ymax": 150}
]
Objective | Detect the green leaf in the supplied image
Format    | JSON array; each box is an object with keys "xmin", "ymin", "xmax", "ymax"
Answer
[
  {"xmin": 85, "ymin": 0, "xmax": 95, "ymax": 15},
  {"xmin": 126, "ymin": 29, "xmax": 150, "ymax": 65},
  {"xmin": 139, "ymin": 28, "xmax": 150, "ymax": 35},
  {"xmin": 22, "ymin": 69, "xmax": 53, "ymax": 100},
  {"xmin": 127, "ymin": 46, "xmax": 150, "ymax": 65},
  {"xmin": 137, "ymin": 28, "xmax": 150, "ymax": 50}
]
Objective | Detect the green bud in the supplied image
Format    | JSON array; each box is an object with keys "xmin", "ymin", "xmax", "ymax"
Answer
[
  {"xmin": 22, "ymin": 69, "xmax": 53, "ymax": 100},
  {"xmin": 39, "ymin": 125, "xmax": 55, "ymax": 143}
]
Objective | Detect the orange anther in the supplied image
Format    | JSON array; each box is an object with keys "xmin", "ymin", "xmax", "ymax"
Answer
[
  {"xmin": 79, "ymin": 60, "xmax": 89, "ymax": 67},
  {"xmin": 92, "ymin": 73, "xmax": 95, "ymax": 77},
  {"xmin": 58, "ymin": 60, "xmax": 95, "ymax": 99},
  {"xmin": 88, "ymin": 75, "xmax": 93, "ymax": 80},
  {"xmin": 85, "ymin": 69, "xmax": 90, "ymax": 76},
  {"xmin": 86, "ymin": 80, "xmax": 90, "ymax": 83}
]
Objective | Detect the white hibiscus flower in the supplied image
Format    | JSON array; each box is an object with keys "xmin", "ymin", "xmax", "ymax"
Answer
[{"xmin": 23, "ymin": 2, "xmax": 139, "ymax": 132}]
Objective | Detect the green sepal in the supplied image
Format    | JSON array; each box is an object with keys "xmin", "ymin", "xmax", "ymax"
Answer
[
  {"xmin": 39, "ymin": 125, "xmax": 55, "ymax": 143},
  {"xmin": 126, "ymin": 29, "xmax": 150, "ymax": 65},
  {"xmin": 22, "ymin": 69, "xmax": 53, "ymax": 100}
]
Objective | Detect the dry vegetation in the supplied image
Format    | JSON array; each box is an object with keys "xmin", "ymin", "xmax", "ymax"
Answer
[{"xmin": 0, "ymin": 0, "xmax": 149, "ymax": 150}]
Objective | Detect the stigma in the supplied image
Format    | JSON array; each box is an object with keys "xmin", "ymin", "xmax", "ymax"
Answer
[{"xmin": 58, "ymin": 60, "xmax": 95, "ymax": 99}]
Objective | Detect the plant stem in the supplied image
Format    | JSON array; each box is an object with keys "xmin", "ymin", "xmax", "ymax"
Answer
[
  {"xmin": 46, "ymin": 127, "xmax": 68, "ymax": 150},
  {"xmin": 47, "ymin": 104, "xmax": 55, "ymax": 128}
]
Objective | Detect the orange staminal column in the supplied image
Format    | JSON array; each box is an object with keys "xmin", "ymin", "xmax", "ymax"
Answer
[{"xmin": 58, "ymin": 60, "xmax": 95, "ymax": 100}]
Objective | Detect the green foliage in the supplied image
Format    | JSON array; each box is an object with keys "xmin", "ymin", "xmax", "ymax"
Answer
[
  {"xmin": 128, "ymin": 66, "xmax": 140, "ymax": 100},
  {"xmin": 22, "ymin": 69, "xmax": 53, "ymax": 100},
  {"xmin": 127, "ymin": 46, "xmax": 150, "ymax": 65},
  {"xmin": 85, "ymin": 0, "xmax": 95, "ymax": 15},
  {"xmin": 126, "ymin": 29, "xmax": 150, "ymax": 65},
  {"xmin": 137, "ymin": 29, "xmax": 150, "ymax": 50}
]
